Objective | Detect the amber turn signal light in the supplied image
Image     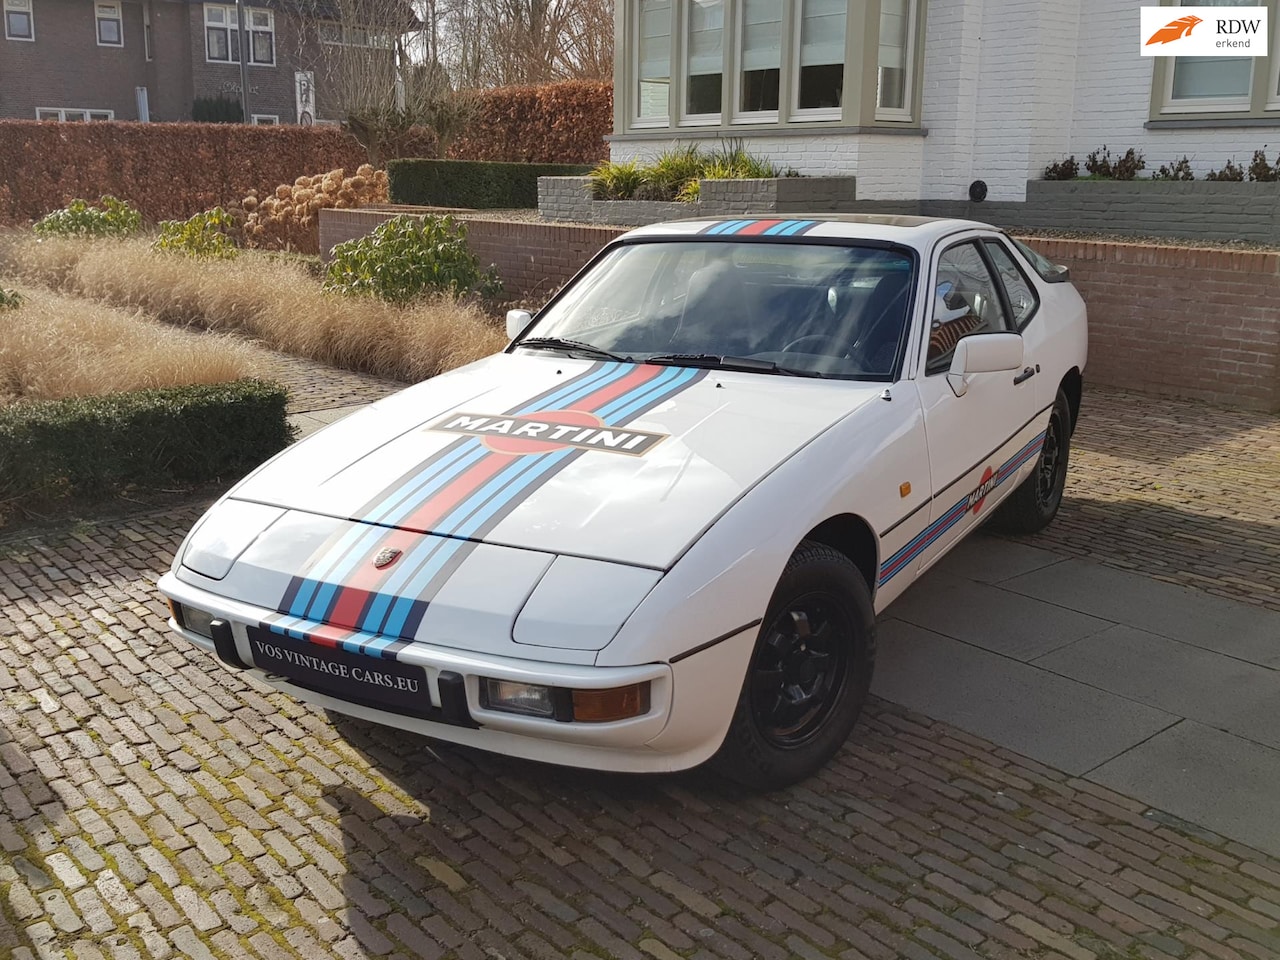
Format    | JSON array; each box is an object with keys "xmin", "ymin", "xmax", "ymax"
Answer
[{"xmin": 572, "ymin": 683, "xmax": 651, "ymax": 723}]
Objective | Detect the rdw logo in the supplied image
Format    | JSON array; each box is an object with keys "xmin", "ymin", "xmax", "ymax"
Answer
[{"xmin": 1146, "ymin": 14, "xmax": 1202, "ymax": 45}]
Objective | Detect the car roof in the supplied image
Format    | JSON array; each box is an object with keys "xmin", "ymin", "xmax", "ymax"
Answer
[{"xmin": 620, "ymin": 214, "xmax": 999, "ymax": 247}]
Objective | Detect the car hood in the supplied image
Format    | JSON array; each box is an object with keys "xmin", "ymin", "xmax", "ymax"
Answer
[{"xmin": 231, "ymin": 353, "xmax": 882, "ymax": 570}]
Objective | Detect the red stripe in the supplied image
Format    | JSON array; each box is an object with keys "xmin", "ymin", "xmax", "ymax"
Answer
[
  {"xmin": 737, "ymin": 219, "xmax": 783, "ymax": 236},
  {"xmin": 315, "ymin": 363, "xmax": 672, "ymax": 623}
]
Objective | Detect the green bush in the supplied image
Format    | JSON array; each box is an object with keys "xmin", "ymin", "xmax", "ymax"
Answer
[
  {"xmin": 33, "ymin": 196, "xmax": 142, "ymax": 238},
  {"xmin": 0, "ymin": 288, "xmax": 22, "ymax": 310},
  {"xmin": 0, "ymin": 379, "xmax": 293, "ymax": 510},
  {"xmin": 386, "ymin": 159, "xmax": 593, "ymax": 208},
  {"xmin": 153, "ymin": 207, "xmax": 239, "ymax": 259},
  {"xmin": 591, "ymin": 143, "xmax": 784, "ymax": 202},
  {"xmin": 324, "ymin": 215, "xmax": 500, "ymax": 303}
]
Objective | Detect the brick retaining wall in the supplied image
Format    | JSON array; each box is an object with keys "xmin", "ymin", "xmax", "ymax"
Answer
[{"xmin": 318, "ymin": 208, "xmax": 1280, "ymax": 411}]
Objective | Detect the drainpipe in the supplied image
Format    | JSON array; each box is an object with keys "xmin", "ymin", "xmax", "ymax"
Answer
[{"xmin": 236, "ymin": 0, "xmax": 251, "ymax": 122}]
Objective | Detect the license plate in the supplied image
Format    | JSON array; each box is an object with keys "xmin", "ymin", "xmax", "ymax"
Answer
[{"xmin": 246, "ymin": 626, "xmax": 434, "ymax": 719}]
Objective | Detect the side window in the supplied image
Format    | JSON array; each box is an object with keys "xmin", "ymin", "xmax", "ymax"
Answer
[
  {"xmin": 984, "ymin": 240, "xmax": 1039, "ymax": 328},
  {"xmin": 927, "ymin": 242, "xmax": 1011, "ymax": 374}
]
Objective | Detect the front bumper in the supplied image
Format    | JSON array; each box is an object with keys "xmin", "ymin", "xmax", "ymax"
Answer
[{"xmin": 158, "ymin": 572, "xmax": 749, "ymax": 774}]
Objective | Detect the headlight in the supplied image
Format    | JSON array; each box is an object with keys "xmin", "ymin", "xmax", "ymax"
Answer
[
  {"xmin": 480, "ymin": 678, "xmax": 651, "ymax": 723},
  {"xmin": 173, "ymin": 602, "xmax": 215, "ymax": 639}
]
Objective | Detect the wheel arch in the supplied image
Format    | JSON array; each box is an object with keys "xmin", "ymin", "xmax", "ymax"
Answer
[
  {"xmin": 802, "ymin": 514, "xmax": 879, "ymax": 600},
  {"xmin": 1060, "ymin": 367, "xmax": 1083, "ymax": 432}
]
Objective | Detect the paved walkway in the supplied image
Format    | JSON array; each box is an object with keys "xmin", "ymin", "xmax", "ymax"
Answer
[
  {"xmin": 2, "ymin": 365, "xmax": 1279, "ymax": 958},
  {"xmin": 4, "ymin": 512, "xmax": 1280, "ymax": 960}
]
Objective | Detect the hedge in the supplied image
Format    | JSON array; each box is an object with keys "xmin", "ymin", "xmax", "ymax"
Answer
[
  {"xmin": 387, "ymin": 159, "xmax": 593, "ymax": 208},
  {"xmin": 0, "ymin": 380, "xmax": 293, "ymax": 510},
  {"xmin": 448, "ymin": 81, "xmax": 613, "ymax": 165}
]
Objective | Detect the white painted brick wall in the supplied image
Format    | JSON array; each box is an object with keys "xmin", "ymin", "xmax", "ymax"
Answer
[{"xmin": 611, "ymin": 1, "xmax": 1271, "ymax": 201}]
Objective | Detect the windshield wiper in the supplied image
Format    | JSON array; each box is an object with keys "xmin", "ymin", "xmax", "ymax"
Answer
[
  {"xmin": 644, "ymin": 354, "xmax": 822, "ymax": 378},
  {"xmin": 517, "ymin": 337, "xmax": 631, "ymax": 363}
]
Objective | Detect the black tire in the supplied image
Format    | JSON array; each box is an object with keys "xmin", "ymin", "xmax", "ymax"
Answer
[
  {"xmin": 710, "ymin": 541, "xmax": 876, "ymax": 789},
  {"xmin": 991, "ymin": 388, "xmax": 1072, "ymax": 535}
]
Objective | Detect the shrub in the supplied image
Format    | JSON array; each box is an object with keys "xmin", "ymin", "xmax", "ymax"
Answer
[
  {"xmin": 192, "ymin": 95, "xmax": 243, "ymax": 124},
  {"xmin": 241, "ymin": 164, "xmax": 389, "ymax": 253},
  {"xmin": 153, "ymin": 207, "xmax": 240, "ymax": 259},
  {"xmin": 1152, "ymin": 156, "xmax": 1195, "ymax": 181},
  {"xmin": 1084, "ymin": 146, "xmax": 1145, "ymax": 180},
  {"xmin": 325, "ymin": 215, "xmax": 500, "ymax": 303},
  {"xmin": 0, "ymin": 380, "xmax": 292, "ymax": 513},
  {"xmin": 388, "ymin": 159, "xmax": 592, "ymax": 208},
  {"xmin": 448, "ymin": 80, "xmax": 612, "ymax": 164},
  {"xmin": 1206, "ymin": 159, "xmax": 1246, "ymax": 181},
  {"xmin": 589, "ymin": 159, "xmax": 647, "ymax": 200},
  {"xmin": 1043, "ymin": 156, "xmax": 1079, "ymax": 180},
  {"xmin": 33, "ymin": 196, "xmax": 141, "ymax": 238},
  {"xmin": 0, "ymin": 288, "xmax": 21, "ymax": 310},
  {"xmin": 1247, "ymin": 149, "xmax": 1279, "ymax": 182}
]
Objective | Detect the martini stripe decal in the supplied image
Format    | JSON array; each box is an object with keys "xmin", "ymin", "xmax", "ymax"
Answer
[
  {"xmin": 878, "ymin": 432, "xmax": 1046, "ymax": 587},
  {"xmin": 267, "ymin": 362, "xmax": 705, "ymax": 657},
  {"xmin": 699, "ymin": 218, "xmax": 821, "ymax": 237}
]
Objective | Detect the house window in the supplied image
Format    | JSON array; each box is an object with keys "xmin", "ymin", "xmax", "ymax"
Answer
[
  {"xmin": 96, "ymin": 1, "xmax": 122, "ymax": 45},
  {"xmin": 636, "ymin": 0, "xmax": 671, "ymax": 123},
  {"xmin": 685, "ymin": 0, "xmax": 723, "ymax": 121},
  {"xmin": 1167, "ymin": 0, "xmax": 1264, "ymax": 112},
  {"xmin": 876, "ymin": 0, "xmax": 916, "ymax": 118},
  {"xmin": 4, "ymin": 0, "xmax": 33, "ymax": 40},
  {"xmin": 319, "ymin": 20, "xmax": 391, "ymax": 47},
  {"xmin": 795, "ymin": 0, "xmax": 846, "ymax": 117},
  {"xmin": 251, "ymin": 114, "xmax": 278, "ymax": 125},
  {"xmin": 205, "ymin": 4, "xmax": 274, "ymax": 65},
  {"xmin": 36, "ymin": 108, "xmax": 114, "ymax": 121},
  {"xmin": 737, "ymin": 0, "xmax": 781, "ymax": 118}
]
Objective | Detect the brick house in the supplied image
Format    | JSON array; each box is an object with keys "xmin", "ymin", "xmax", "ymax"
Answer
[
  {"xmin": 0, "ymin": 0, "xmax": 383, "ymax": 124},
  {"xmin": 609, "ymin": 0, "xmax": 1280, "ymax": 202}
]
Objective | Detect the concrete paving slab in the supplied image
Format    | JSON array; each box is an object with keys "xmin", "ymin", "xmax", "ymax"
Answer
[
  {"xmin": 873, "ymin": 618, "xmax": 1178, "ymax": 776},
  {"xmin": 928, "ymin": 533, "xmax": 1066, "ymax": 584},
  {"xmin": 1035, "ymin": 624, "xmax": 1280, "ymax": 750},
  {"xmin": 888, "ymin": 577, "xmax": 1112, "ymax": 662},
  {"xmin": 1001, "ymin": 558, "xmax": 1280, "ymax": 668},
  {"xmin": 1089, "ymin": 721, "xmax": 1280, "ymax": 859},
  {"xmin": 289, "ymin": 403, "xmax": 369, "ymax": 439}
]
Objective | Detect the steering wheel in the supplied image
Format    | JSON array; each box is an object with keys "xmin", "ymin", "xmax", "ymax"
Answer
[{"xmin": 781, "ymin": 333, "xmax": 852, "ymax": 357}]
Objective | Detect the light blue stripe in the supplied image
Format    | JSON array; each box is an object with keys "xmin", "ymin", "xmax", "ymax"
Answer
[
  {"xmin": 374, "ymin": 366, "xmax": 698, "ymax": 636},
  {"xmin": 763, "ymin": 220, "xmax": 800, "ymax": 236},
  {"xmin": 777, "ymin": 219, "xmax": 815, "ymax": 237},
  {"xmin": 300, "ymin": 363, "xmax": 638, "ymax": 609},
  {"xmin": 708, "ymin": 219, "xmax": 752, "ymax": 235}
]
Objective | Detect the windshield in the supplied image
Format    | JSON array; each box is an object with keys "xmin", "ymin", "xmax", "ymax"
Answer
[{"xmin": 516, "ymin": 240, "xmax": 917, "ymax": 380}]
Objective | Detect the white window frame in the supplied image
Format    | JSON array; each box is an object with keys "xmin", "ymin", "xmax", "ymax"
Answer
[
  {"xmin": 874, "ymin": 0, "xmax": 918, "ymax": 122},
  {"xmin": 251, "ymin": 114, "xmax": 279, "ymax": 125},
  {"xmin": 4, "ymin": 0, "xmax": 33, "ymax": 41},
  {"xmin": 791, "ymin": 0, "xmax": 846, "ymax": 122},
  {"xmin": 681, "ymin": 0, "xmax": 724, "ymax": 126},
  {"xmin": 204, "ymin": 3, "xmax": 275, "ymax": 66},
  {"xmin": 633, "ymin": 0, "xmax": 672, "ymax": 128},
  {"xmin": 732, "ymin": 0, "xmax": 781, "ymax": 124},
  {"xmin": 1162, "ymin": 55, "xmax": 1256, "ymax": 113},
  {"xmin": 96, "ymin": 1, "xmax": 123, "ymax": 47},
  {"xmin": 1268, "ymin": 10, "xmax": 1280, "ymax": 108},
  {"xmin": 36, "ymin": 108, "xmax": 115, "ymax": 121}
]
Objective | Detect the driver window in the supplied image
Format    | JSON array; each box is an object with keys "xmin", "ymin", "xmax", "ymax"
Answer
[{"xmin": 927, "ymin": 242, "xmax": 1011, "ymax": 374}]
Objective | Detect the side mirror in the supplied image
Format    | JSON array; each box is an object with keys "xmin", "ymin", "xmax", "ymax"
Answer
[
  {"xmin": 947, "ymin": 333, "xmax": 1023, "ymax": 398},
  {"xmin": 506, "ymin": 309, "xmax": 534, "ymax": 340}
]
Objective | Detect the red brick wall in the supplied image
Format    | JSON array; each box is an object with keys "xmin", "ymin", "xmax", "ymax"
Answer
[
  {"xmin": 317, "ymin": 210, "xmax": 1280, "ymax": 412},
  {"xmin": 1027, "ymin": 239, "xmax": 1280, "ymax": 411}
]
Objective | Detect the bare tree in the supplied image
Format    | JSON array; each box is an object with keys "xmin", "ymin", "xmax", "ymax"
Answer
[
  {"xmin": 440, "ymin": 0, "xmax": 613, "ymax": 89},
  {"xmin": 293, "ymin": 0, "xmax": 471, "ymax": 165}
]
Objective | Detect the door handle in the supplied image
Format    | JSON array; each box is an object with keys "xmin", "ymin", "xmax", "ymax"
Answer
[{"xmin": 1013, "ymin": 366, "xmax": 1037, "ymax": 385}]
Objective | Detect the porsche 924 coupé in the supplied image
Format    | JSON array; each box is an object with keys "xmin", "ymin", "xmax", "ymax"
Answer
[{"xmin": 160, "ymin": 215, "xmax": 1087, "ymax": 787}]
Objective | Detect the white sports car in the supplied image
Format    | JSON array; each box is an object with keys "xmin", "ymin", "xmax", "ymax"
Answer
[{"xmin": 160, "ymin": 215, "xmax": 1087, "ymax": 787}]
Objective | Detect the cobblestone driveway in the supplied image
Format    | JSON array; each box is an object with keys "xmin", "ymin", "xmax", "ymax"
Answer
[{"xmin": 2, "ymin": 370, "xmax": 1279, "ymax": 960}]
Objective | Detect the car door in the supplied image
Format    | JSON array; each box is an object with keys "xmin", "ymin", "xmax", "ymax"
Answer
[{"xmin": 911, "ymin": 237, "xmax": 1042, "ymax": 574}]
